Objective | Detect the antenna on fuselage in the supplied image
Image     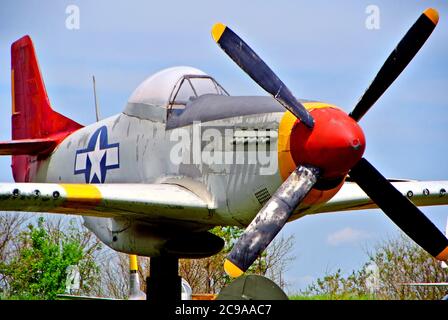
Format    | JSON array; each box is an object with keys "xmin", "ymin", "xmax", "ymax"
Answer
[{"xmin": 92, "ymin": 75, "xmax": 101, "ymax": 122}]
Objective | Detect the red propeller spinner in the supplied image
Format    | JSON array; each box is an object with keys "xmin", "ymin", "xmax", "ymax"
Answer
[{"xmin": 290, "ymin": 107, "xmax": 366, "ymax": 180}]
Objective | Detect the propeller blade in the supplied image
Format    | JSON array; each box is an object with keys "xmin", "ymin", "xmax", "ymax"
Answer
[
  {"xmin": 349, "ymin": 8, "xmax": 439, "ymax": 122},
  {"xmin": 224, "ymin": 165, "xmax": 319, "ymax": 277},
  {"xmin": 211, "ymin": 23, "xmax": 314, "ymax": 129},
  {"xmin": 349, "ymin": 158, "xmax": 448, "ymax": 261}
]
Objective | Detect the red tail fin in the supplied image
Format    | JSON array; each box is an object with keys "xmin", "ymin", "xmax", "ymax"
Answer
[
  {"xmin": 11, "ymin": 35, "xmax": 82, "ymax": 139},
  {"xmin": 7, "ymin": 35, "xmax": 83, "ymax": 181}
]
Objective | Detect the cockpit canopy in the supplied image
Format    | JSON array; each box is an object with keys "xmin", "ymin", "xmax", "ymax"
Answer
[{"xmin": 124, "ymin": 66, "xmax": 228, "ymax": 122}]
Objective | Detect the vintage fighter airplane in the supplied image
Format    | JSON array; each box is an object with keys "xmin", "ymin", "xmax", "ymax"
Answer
[{"xmin": 0, "ymin": 7, "xmax": 447, "ymax": 294}]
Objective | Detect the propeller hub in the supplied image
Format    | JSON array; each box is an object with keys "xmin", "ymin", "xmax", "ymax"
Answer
[{"xmin": 290, "ymin": 107, "xmax": 365, "ymax": 179}]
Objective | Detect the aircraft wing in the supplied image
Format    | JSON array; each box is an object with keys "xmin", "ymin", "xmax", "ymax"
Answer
[
  {"xmin": 314, "ymin": 180, "xmax": 448, "ymax": 214},
  {"xmin": 0, "ymin": 183, "xmax": 213, "ymax": 223},
  {"xmin": 401, "ymin": 282, "xmax": 448, "ymax": 287}
]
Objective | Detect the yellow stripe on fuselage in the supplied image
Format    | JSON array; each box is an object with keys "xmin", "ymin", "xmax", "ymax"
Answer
[
  {"xmin": 278, "ymin": 110, "xmax": 297, "ymax": 181},
  {"xmin": 278, "ymin": 102, "xmax": 345, "ymax": 213}
]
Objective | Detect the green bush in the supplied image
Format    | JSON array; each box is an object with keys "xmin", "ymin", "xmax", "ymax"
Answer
[
  {"xmin": 300, "ymin": 235, "xmax": 448, "ymax": 300},
  {"xmin": 0, "ymin": 217, "xmax": 100, "ymax": 300}
]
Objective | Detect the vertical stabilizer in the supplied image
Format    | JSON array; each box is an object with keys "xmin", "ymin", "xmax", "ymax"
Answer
[{"xmin": 10, "ymin": 35, "xmax": 83, "ymax": 181}]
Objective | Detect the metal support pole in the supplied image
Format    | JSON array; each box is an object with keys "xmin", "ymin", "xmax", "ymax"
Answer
[{"xmin": 146, "ymin": 256, "xmax": 181, "ymax": 303}]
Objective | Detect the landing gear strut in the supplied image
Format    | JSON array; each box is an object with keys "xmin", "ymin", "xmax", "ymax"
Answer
[{"xmin": 146, "ymin": 256, "xmax": 181, "ymax": 303}]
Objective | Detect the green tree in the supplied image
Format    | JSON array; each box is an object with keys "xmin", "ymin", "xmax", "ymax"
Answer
[
  {"xmin": 99, "ymin": 226, "xmax": 296, "ymax": 297},
  {"xmin": 301, "ymin": 235, "xmax": 448, "ymax": 300},
  {"xmin": 93, "ymin": 225, "xmax": 296, "ymax": 298},
  {"xmin": 0, "ymin": 216, "xmax": 101, "ymax": 299},
  {"xmin": 178, "ymin": 226, "xmax": 295, "ymax": 294}
]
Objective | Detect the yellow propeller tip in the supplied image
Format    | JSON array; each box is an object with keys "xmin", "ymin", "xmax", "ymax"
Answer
[
  {"xmin": 423, "ymin": 8, "xmax": 439, "ymax": 25},
  {"xmin": 212, "ymin": 23, "xmax": 226, "ymax": 42},
  {"xmin": 436, "ymin": 246, "xmax": 448, "ymax": 261},
  {"xmin": 224, "ymin": 259, "xmax": 244, "ymax": 278}
]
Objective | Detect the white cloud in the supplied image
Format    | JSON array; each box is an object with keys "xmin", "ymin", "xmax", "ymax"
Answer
[{"xmin": 327, "ymin": 227, "xmax": 371, "ymax": 246}]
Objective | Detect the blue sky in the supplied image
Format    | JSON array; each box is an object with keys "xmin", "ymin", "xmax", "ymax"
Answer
[{"xmin": 0, "ymin": 0, "xmax": 447, "ymax": 293}]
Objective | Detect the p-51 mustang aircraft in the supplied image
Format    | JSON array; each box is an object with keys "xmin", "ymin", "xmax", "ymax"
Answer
[{"xmin": 0, "ymin": 7, "xmax": 447, "ymax": 290}]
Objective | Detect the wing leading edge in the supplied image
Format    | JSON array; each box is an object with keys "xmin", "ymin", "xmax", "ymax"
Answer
[
  {"xmin": 314, "ymin": 180, "xmax": 448, "ymax": 214},
  {"xmin": 1, "ymin": 181, "xmax": 446, "ymax": 225},
  {"xmin": 0, "ymin": 183, "xmax": 213, "ymax": 223}
]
